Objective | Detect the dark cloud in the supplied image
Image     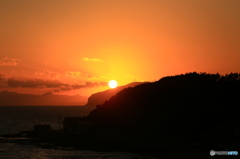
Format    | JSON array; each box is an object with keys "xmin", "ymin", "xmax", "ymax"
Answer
[
  {"xmin": 7, "ymin": 78, "xmax": 65, "ymax": 88},
  {"xmin": 72, "ymin": 81, "xmax": 107, "ymax": 89},
  {"xmin": 61, "ymin": 82, "xmax": 107, "ymax": 91},
  {"xmin": 53, "ymin": 89, "xmax": 61, "ymax": 92},
  {"xmin": 71, "ymin": 84, "xmax": 85, "ymax": 89},
  {"xmin": 65, "ymin": 71, "xmax": 81, "ymax": 78},
  {"xmin": 85, "ymin": 74, "xmax": 100, "ymax": 79},
  {"xmin": 60, "ymin": 86, "xmax": 72, "ymax": 91},
  {"xmin": 44, "ymin": 70, "xmax": 60, "ymax": 78},
  {"xmin": 5, "ymin": 77, "xmax": 108, "ymax": 90},
  {"xmin": 99, "ymin": 81, "xmax": 108, "ymax": 86},
  {"xmin": 0, "ymin": 73, "xmax": 8, "ymax": 88},
  {"xmin": 0, "ymin": 73, "xmax": 4, "ymax": 81},
  {"xmin": 35, "ymin": 70, "xmax": 60, "ymax": 79}
]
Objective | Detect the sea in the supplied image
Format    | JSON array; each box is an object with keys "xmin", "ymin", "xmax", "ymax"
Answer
[{"xmin": 0, "ymin": 106, "xmax": 156, "ymax": 159}]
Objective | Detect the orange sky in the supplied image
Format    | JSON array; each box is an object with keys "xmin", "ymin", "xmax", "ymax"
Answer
[{"xmin": 0, "ymin": 0, "xmax": 240, "ymax": 97}]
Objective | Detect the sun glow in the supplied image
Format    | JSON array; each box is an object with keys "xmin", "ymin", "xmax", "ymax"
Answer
[{"xmin": 108, "ymin": 80, "xmax": 118, "ymax": 88}]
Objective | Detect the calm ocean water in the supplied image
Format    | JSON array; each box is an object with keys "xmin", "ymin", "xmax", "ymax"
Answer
[
  {"xmin": 0, "ymin": 141, "xmax": 144, "ymax": 159},
  {"xmin": 0, "ymin": 106, "xmax": 96, "ymax": 135},
  {"xmin": 0, "ymin": 106, "xmax": 154, "ymax": 159}
]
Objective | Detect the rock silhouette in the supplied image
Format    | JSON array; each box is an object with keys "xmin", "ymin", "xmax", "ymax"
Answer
[
  {"xmin": 85, "ymin": 82, "xmax": 142, "ymax": 106},
  {"xmin": 87, "ymin": 72, "xmax": 240, "ymax": 150}
]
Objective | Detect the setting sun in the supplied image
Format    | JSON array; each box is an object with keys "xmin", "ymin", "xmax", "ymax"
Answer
[{"xmin": 108, "ymin": 80, "xmax": 118, "ymax": 88}]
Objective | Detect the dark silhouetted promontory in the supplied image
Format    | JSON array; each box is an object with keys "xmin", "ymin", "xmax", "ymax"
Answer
[
  {"xmin": 85, "ymin": 82, "xmax": 142, "ymax": 106},
  {"xmin": 87, "ymin": 72, "xmax": 240, "ymax": 155}
]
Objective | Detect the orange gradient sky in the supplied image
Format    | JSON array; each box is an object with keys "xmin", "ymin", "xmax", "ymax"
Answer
[{"xmin": 0, "ymin": 0, "xmax": 240, "ymax": 97}]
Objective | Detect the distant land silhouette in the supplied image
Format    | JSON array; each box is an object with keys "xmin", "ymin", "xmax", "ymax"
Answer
[
  {"xmin": 85, "ymin": 82, "xmax": 142, "ymax": 106},
  {"xmin": 0, "ymin": 91, "xmax": 88, "ymax": 105}
]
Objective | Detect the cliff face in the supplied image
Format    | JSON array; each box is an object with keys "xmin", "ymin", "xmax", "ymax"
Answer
[{"xmin": 85, "ymin": 82, "xmax": 142, "ymax": 106}]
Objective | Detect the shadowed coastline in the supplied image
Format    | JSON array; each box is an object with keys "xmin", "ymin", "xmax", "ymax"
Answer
[
  {"xmin": 85, "ymin": 72, "xmax": 240, "ymax": 157},
  {"xmin": 2, "ymin": 72, "xmax": 240, "ymax": 158}
]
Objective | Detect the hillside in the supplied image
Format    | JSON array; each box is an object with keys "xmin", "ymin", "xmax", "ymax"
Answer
[
  {"xmin": 0, "ymin": 91, "xmax": 88, "ymax": 105},
  {"xmin": 85, "ymin": 82, "xmax": 142, "ymax": 106},
  {"xmin": 87, "ymin": 72, "xmax": 240, "ymax": 145}
]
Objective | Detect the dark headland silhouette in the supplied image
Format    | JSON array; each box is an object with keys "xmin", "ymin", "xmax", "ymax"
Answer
[
  {"xmin": 85, "ymin": 82, "xmax": 142, "ymax": 106},
  {"xmin": 86, "ymin": 72, "xmax": 240, "ymax": 156},
  {"xmin": 2, "ymin": 72, "xmax": 240, "ymax": 157}
]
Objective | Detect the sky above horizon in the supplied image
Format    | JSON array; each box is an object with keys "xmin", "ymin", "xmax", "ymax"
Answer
[{"xmin": 0, "ymin": 0, "xmax": 240, "ymax": 97}]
